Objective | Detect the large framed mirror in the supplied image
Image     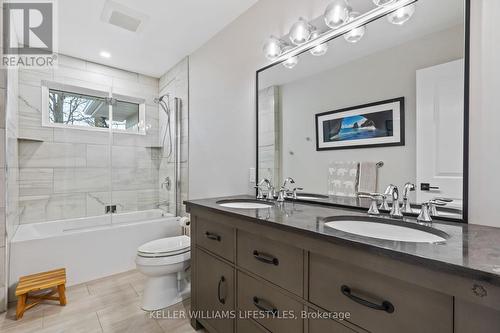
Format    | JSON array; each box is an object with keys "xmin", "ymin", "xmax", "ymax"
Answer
[{"xmin": 256, "ymin": 0, "xmax": 469, "ymax": 222}]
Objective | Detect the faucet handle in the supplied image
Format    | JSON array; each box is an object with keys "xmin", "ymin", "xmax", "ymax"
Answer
[
  {"xmin": 358, "ymin": 193, "xmax": 383, "ymax": 215},
  {"xmin": 254, "ymin": 185, "xmax": 265, "ymax": 199},
  {"xmin": 292, "ymin": 187, "xmax": 304, "ymax": 199},
  {"xmin": 428, "ymin": 198, "xmax": 448, "ymax": 216}
]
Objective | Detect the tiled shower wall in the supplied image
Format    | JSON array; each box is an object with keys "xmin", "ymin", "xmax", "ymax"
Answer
[
  {"xmin": 17, "ymin": 55, "xmax": 161, "ymax": 224},
  {"xmin": 0, "ymin": 62, "xmax": 6, "ymax": 313},
  {"xmin": 159, "ymin": 58, "xmax": 189, "ymax": 216},
  {"xmin": 258, "ymin": 86, "xmax": 281, "ymax": 189}
]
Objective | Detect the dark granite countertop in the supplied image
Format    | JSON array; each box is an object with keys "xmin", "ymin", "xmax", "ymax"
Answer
[{"xmin": 185, "ymin": 195, "xmax": 500, "ymax": 287}]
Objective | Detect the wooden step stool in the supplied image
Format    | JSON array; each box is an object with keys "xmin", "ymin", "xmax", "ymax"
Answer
[{"xmin": 15, "ymin": 268, "xmax": 67, "ymax": 320}]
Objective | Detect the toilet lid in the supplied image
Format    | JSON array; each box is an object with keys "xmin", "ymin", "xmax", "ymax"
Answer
[{"xmin": 138, "ymin": 235, "xmax": 190, "ymax": 256}]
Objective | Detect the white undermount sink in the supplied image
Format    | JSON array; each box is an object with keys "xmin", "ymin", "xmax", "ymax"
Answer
[
  {"xmin": 217, "ymin": 200, "xmax": 274, "ymax": 209},
  {"xmin": 324, "ymin": 219, "xmax": 448, "ymax": 243}
]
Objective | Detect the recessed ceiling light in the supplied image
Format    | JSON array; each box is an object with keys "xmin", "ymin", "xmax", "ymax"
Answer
[{"xmin": 100, "ymin": 51, "xmax": 111, "ymax": 59}]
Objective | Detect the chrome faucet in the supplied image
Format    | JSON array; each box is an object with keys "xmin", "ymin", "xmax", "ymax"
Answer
[
  {"xmin": 402, "ymin": 182, "xmax": 415, "ymax": 213},
  {"xmin": 385, "ymin": 185, "xmax": 403, "ymax": 219},
  {"xmin": 277, "ymin": 177, "xmax": 295, "ymax": 202}
]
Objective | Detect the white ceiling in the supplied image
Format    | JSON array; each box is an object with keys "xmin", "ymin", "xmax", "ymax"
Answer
[{"xmin": 56, "ymin": 0, "xmax": 258, "ymax": 77}]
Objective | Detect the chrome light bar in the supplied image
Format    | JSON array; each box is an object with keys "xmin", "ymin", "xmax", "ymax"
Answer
[{"xmin": 272, "ymin": 0, "xmax": 418, "ymax": 65}]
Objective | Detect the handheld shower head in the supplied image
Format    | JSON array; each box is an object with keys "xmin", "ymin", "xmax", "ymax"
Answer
[{"xmin": 154, "ymin": 94, "xmax": 169, "ymax": 104}]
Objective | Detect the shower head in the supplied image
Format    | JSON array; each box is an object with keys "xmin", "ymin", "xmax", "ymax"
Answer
[{"xmin": 154, "ymin": 94, "xmax": 169, "ymax": 104}]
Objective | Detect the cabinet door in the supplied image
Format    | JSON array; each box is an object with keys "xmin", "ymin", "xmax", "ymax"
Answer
[
  {"xmin": 455, "ymin": 299, "xmax": 500, "ymax": 333},
  {"xmin": 197, "ymin": 249, "xmax": 235, "ymax": 333}
]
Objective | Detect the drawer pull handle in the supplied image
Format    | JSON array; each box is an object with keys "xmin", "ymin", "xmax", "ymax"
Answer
[
  {"xmin": 340, "ymin": 285, "xmax": 394, "ymax": 314},
  {"xmin": 253, "ymin": 250, "xmax": 279, "ymax": 266},
  {"xmin": 252, "ymin": 296, "xmax": 278, "ymax": 315},
  {"xmin": 217, "ymin": 276, "xmax": 226, "ymax": 305},
  {"xmin": 205, "ymin": 232, "xmax": 221, "ymax": 242}
]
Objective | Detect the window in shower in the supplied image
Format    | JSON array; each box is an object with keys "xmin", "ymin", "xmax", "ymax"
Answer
[{"xmin": 41, "ymin": 81, "xmax": 146, "ymax": 134}]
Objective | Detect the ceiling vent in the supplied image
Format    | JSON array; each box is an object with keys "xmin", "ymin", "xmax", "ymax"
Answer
[{"xmin": 101, "ymin": 0, "xmax": 149, "ymax": 33}]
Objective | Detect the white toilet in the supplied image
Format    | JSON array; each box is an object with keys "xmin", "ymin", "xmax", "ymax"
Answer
[{"xmin": 136, "ymin": 235, "xmax": 191, "ymax": 311}]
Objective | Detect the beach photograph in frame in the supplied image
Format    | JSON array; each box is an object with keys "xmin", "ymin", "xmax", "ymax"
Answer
[{"xmin": 316, "ymin": 97, "xmax": 405, "ymax": 151}]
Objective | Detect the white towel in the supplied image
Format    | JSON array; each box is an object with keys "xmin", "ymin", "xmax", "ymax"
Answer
[
  {"xmin": 358, "ymin": 162, "xmax": 378, "ymax": 194},
  {"xmin": 328, "ymin": 161, "xmax": 359, "ymax": 197}
]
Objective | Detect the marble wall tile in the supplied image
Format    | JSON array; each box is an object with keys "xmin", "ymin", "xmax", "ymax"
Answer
[
  {"xmin": 111, "ymin": 146, "xmax": 154, "ymax": 169},
  {"xmin": 53, "ymin": 168, "xmax": 110, "ymax": 193},
  {"xmin": 19, "ymin": 142, "xmax": 86, "ymax": 168},
  {"xmin": 53, "ymin": 127, "xmax": 109, "ymax": 145},
  {"xmin": 86, "ymin": 62, "xmax": 139, "ymax": 82},
  {"xmin": 56, "ymin": 54, "xmax": 87, "ymax": 70},
  {"xmin": 19, "ymin": 168, "xmax": 53, "ymax": 196},
  {"xmin": 87, "ymin": 144, "xmax": 110, "ymax": 168},
  {"xmin": 19, "ymin": 193, "xmax": 87, "ymax": 224},
  {"xmin": 112, "ymin": 168, "xmax": 158, "ymax": 191}
]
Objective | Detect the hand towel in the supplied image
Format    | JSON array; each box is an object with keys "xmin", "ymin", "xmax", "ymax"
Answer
[
  {"xmin": 328, "ymin": 161, "xmax": 359, "ymax": 197},
  {"xmin": 358, "ymin": 161, "xmax": 378, "ymax": 194}
]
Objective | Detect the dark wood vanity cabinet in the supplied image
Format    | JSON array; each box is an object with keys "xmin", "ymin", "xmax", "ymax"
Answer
[{"xmin": 189, "ymin": 207, "xmax": 500, "ymax": 333}]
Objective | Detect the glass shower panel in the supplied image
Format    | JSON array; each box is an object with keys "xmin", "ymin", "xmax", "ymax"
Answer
[{"xmin": 110, "ymin": 88, "xmax": 166, "ymax": 224}]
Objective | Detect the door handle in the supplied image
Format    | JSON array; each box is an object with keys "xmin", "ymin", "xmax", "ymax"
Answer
[
  {"xmin": 217, "ymin": 276, "xmax": 226, "ymax": 305},
  {"xmin": 205, "ymin": 232, "xmax": 221, "ymax": 242},
  {"xmin": 420, "ymin": 183, "xmax": 440, "ymax": 191},
  {"xmin": 253, "ymin": 250, "xmax": 279, "ymax": 266},
  {"xmin": 340, "ymin": 285, "xmax": 394, "ymax": 313}
]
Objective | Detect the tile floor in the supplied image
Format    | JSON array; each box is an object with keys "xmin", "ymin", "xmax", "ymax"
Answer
[{"xmin": 0, "ymin": 270, "xmax": 202, "ymax": 333}]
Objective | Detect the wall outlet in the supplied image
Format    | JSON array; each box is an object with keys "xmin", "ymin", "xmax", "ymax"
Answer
[{"xmin": 249, "ymin": 167, "xmax": 256, "ymax": 183}]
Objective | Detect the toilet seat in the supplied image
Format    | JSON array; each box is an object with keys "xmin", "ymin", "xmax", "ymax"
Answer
[
  {"xmin": 137, "ymin": 235, "xmax": 190, "ymax": 258},
  {"xmin": 136, "ymin": 250, "xmax": 190, "ymax": 266}
]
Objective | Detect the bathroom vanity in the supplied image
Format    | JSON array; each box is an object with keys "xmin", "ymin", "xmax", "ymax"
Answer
[{"xmin": 186, "ymin": 196, "xmax": 500, "ymax": 333}]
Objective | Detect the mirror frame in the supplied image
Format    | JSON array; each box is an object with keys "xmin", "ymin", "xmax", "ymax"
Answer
[{"xmin": 255, "ymin": 0, "xmax": 471, "ymax": 223}]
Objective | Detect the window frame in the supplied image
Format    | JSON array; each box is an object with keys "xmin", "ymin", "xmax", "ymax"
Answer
[{"xmin": 41, "ymin": 81, "xmax": 147, "ymax": 135}]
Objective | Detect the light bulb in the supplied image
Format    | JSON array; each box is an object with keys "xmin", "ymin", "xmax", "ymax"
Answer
[
  {"xmin": 263, "ymin": 36, "xmax": 282, "ymax": 60},
  {"xmin": 373, "ymin": 0, "xmax": 396, "ymax": 6},
  {"xmin": 324, "ymin": 0, "xmax": 351, "ymax": 29},
  {"xmin": 289, "ymin": 18, "xmax": 312, "ymax": 45},
  {"xmin": 282, "ymin": 47, "xmax": 299, "ymax": 69},
  {"xmin": 344, "ymin": 12, "xmax": 365, "ymax": 43},
  {"xmin": 387, "ymin": 4, "xmax": 416, "ymax": 25},
  {"xmin": 310, "ymin": 31, "xmax": 328, "ymax": 56}
]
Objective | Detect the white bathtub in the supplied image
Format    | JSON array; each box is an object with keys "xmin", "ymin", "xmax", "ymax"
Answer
[{"xmin": 9, "ymin": 209, "xmax": 182, "ymax": 294}]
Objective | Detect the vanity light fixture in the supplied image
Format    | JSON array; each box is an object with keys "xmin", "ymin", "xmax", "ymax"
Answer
[
  {"xmin": 263, "ymin": 0, "xmax": 417, "ymax": 67},
  {"xmin": 263, "ymin": 36, "xmax": 283, "ymax": 60},
  {"xmin": 387, "ymin": 3, "xmax": 416, "ymax": 25},
  {"xmin": 100, "ymin": 51, "xmax": 111, "ymax": 58},
  {"xmin": 289, "ymin": 18, "xmax": 313, "ymax": 45},
  {"xmin": 310, "ymin": 31, "xmax": 329, "ymax": 56},
  {"xmin": 324, "ymin": 0, "xmax": 352, "ymax": 29},
  {"xmin": 344, "ymin": 12, "xmax": 366, "ymax": 43},
  {"xmin": 282, "ymin": 46, "xmax": 299, "ymax": 69}
]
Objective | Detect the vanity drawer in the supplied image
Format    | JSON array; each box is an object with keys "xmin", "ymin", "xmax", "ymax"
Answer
[
  {"xmin": 237, "ymin": 318, "xmax": 271, "ymax": 333},
  {"xmin": 309, "ymin": 254, "xmax": 453, "ymax": 333},
  {"xmin": 237, "ymin": 230, "xmax": 303, "ymax": 296},
  {"xmin": 237, "ymin": 272, "xmax": 303, "ymax": 333},
  {"xmin": 195, "ymin": 216, "xmax": 235, "ymax": 262},
  {"xmin": 308, "ymin": 316, "xmax": 358, "ymax": 333}
]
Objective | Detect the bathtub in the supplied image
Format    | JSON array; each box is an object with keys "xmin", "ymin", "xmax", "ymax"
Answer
[{"xmin": 9, "ymin": 209, "xmax": 182, "ymax": 294}]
